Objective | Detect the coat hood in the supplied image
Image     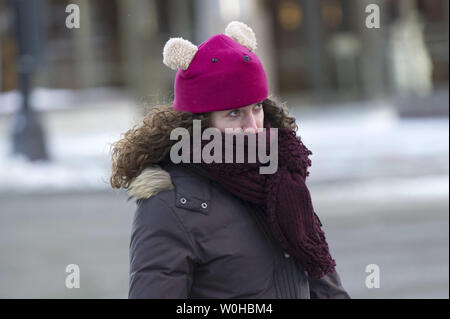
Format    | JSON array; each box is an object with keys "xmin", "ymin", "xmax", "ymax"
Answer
[
  {"xmin": 128, "ymin": 162, "xmax": 214, "ymax": 200},
  {"xmin": 128, "ymin": 165, "xmax": 174, "ymax": 200}
]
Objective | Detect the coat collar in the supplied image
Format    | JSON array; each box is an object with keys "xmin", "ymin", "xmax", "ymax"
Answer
[
  {"xmin": 128, "ymin": 161, "xmax": 213, "ymax": 214},
  {"xmin": 128, "ymin": 164, "xmax": 174, "ymax": 200}
]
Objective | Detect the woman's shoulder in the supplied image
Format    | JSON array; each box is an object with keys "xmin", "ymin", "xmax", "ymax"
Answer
[
  {"xmin": 128, "ymin": 161, "xmax": 251, "ymax": 238},
  {"xmin": 128, "ymin": 164, "xmax": 175, "ymax": 201},
  {"xmin": 128, "ymin": 162, "xmax": 213, "ymax": 215}
]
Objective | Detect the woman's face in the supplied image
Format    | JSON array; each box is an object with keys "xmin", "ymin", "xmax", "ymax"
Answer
[{"xmin": 209, "ymin": 102, "xmax": 264, "ymax": 133}]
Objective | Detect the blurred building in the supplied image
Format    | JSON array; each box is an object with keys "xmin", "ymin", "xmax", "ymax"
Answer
[{"xmin": 0, "ymin": 0, "xmax": 448, "ymax": 104}]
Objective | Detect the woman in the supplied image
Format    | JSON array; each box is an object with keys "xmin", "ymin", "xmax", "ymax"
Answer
[{"xmin": 110, "ymin": 21, "xmax": 350, "ymax": 299}]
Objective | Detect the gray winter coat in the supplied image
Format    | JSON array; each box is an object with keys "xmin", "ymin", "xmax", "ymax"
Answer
[{"xmin": 127, "ymin": 160, "xmax": 350, "ymax": 299}]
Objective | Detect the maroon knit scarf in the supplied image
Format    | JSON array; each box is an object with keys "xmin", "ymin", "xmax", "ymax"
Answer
[{"xmin": 187, "ymin": 122, "xmax": 336, "ymax": 279}]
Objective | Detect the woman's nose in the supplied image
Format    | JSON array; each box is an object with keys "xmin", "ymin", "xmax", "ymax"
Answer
[{"xmin": 242, "ymin": 114, "xmax": 258, "ymax": 133}]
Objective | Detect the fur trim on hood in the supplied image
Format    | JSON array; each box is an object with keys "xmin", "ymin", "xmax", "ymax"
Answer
[{"xmin": 128, "ymin": 165, "xmax": 174, "ymax": 200}]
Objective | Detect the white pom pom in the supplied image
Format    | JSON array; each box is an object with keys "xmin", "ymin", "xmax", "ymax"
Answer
[
  {"xmin": 163, "ymin": 37, "xmax": 198, "ymax": 70},
  {"xmin": 225, "ymin": 21, "xmax": 257, "ymax": 51}
]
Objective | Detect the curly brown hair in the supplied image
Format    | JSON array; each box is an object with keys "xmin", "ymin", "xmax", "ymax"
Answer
[{"xmin": 109, "ymin": 96, "xmax": 298, "ymax": 190}]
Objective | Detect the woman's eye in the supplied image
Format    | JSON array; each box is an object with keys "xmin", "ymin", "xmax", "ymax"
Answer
[
  {"xmin": 228, "ymin": 110, "xmax": 239, "ymax": 117},
  {"xmin": 254, "ymin": 103, "xmax": 262, "ymax": 110}
]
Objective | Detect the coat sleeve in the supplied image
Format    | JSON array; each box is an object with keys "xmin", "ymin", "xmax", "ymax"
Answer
[
  {"xmin": 128, "ymin": 197, "xmax": 196, "ymax": 299},
  {"xmin": 308, "ymin": 269, "xmax": 351, "ymax": 299}
]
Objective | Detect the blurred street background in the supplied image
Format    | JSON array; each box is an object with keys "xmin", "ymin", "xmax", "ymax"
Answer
[{"xmin": 0, "ymin": 0, "xmax": 448, "ymax": 298}]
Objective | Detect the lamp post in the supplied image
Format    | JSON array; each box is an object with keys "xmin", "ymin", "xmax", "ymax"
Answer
[{"xmin": 10, "ymin": 0, "xmax": 48, "ymax": 161}]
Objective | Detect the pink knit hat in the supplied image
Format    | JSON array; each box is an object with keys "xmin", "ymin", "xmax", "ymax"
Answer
[{"xmin": 163, "ymin": 21, "xmax": 268, "ymax": 113}]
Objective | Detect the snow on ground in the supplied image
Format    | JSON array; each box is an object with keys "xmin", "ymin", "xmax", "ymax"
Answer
[
  {"xmin": 294, "ymin": 104, "xmax": 449, "ymax": 183},
  {"xmin": 0, "ymin": 87, "xmax": 131, "ymax": 114},
  {"xmin": 0, "ymin": 155, "xmax": 109, "ymax": 194},
  {"xmin": 0, "ymin": 132, "xmax": 120, "ymax": 194},
  {"xmin": 0, "ymin": 89, "xmax": 448, "ymax": 199}
]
